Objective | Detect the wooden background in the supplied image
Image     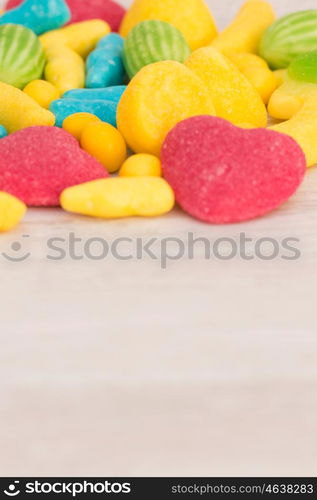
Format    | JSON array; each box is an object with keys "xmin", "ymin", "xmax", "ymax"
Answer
[{"xmin": 1, "ymin": 0, "xmax": 317, "ymax": 477}]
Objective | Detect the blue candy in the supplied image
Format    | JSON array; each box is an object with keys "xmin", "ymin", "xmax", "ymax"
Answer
[
  {"xmin": 63, "ymin": 86, "xmax": 126, "ymax": 102},
  {"xmin": 50, "ymin": 99, "xmax": 118, "ymax": 128},
  {"xmin": 0, "ymin": 0, "xmax": 70, "ymax": 35},
  {"xmin": 86, "ymin": 33, "xmax": 125, "ymax": 89},
  {"xmin": 0, "ymin": 125, "xmax": 8, "ymax": 139}
]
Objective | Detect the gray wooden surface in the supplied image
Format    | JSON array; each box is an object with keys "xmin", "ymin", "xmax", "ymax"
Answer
[{"xmin": 1, "ymin": 0, "xmax": 317, "ymax": 477}]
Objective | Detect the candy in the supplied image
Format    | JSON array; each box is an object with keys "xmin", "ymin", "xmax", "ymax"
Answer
[
  {"xmin": 0, "ymin": 25, "xmax": 45, "ymax": 89},
  {"xmin": 0, "ymin": 125, "xmax": 8, "ymax": 138},
  {"xmin": 40, "ymin": 19, "xmax": 110, "ymax": 59},
  {"xmin": 23, "ymin": 79, "xmax": 60, "ymax": 109},
  {"xmin": 80, "ymin": 122, "xmax": 127, "ymax": 173},
  {"xmin": 117, "ymin": 61, "xmax": 216, "ymax": 156},
  {"xmin": 50, "ymin": 98, "xmax": 118, "ymax": 128},
  {"xmin": 119, "ymin": 154, "xmax": 162, "ymax": 177},
  {"xmin": 60, "ymin": 177, "xmax": 175, "ymax": 219},
  {"xmin": 270, "ymin": 97, "xmax": 317, "ymax": 167},
  {"xmin": 161, "ymin": 116, "xmax": 306, "ymax": 223},
  {"xmin": 259, "ymin": 10, "xmax": 317, "ymax": 69},
  {"xmin": 0, "ymin": 82, "xmax": 55, "ymax": 133},
  {"xmin": 228, "ymin": 53, "xmax": 277, "ymax": 104},
  {"xmin": 119, "ymin": 0, "xmax": 217, "ymax": 51},
  {"xmin": 123, "ymin": 20, "xmax": 191, "ymax": 79},
  {"xmin": 0, "ymin": 0, "xmax": 70, "ymax": 35},
  {"xmin": 211, "ymin": 0, "xmax": 275, "ymax": 55},
  {"xmin": 86, "ymin": 33, "xmax": 125, "ymax": 88},
  {"xmin": 62, "ymin": 112, "xmax": 100, "ymax": 141},
  {"xmin": 0, "ymin": 127, "xmax": 108, "ymax": 206},
  {"xmin": 5, "ymin": 0, "xmax": 126, "ymax": 32},
  {"xmin": 43, "ymin": 46, "xmax": 85, "ymax": 95},
  {"xmin": 0, "ymin": 192, "xmax": 26, "ymax": 232},
  {"xmin": 186, "ymin": 47, "xmax": 267, "ymax": 127},
  {"xmin": 268, "ymin": 51, "xmax": 317, "ymax": 120},
  {"xmin": 63, "ymin": 86, "xmax": 126, "ymax": 102}
]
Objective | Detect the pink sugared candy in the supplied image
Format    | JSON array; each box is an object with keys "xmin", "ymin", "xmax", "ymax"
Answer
[
  {"xmin": 5, "ymin": 0, "xmax": 126, "ymax": 31},
  {"xmin": 161, "ymin": 116, "xmax": 306, "ymax": 224},
  {"xmin": 0, "ymin": 126, "xmax": 108, "ymax": 206}
]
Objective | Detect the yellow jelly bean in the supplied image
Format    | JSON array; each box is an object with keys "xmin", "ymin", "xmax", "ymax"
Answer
[
  {"xmin": 40, "ymin": 20, "xmax": 110, "ymax": 58},
  {"xmin": 211, "ymin": 0, "xmax": 275, "ymax": 55},
  {"xmin": 42, "ymin": 45, "xmax": 85, "ymax": 95},
  {"xmin": 268, "ymin": 77, "xmax": 317, "ymax": 120},
  {"xmin": 274, "ymin": 69, "xmax": 287, "ymax": 87},
  {"xmin": 228, "ymin": 52, "xmax": 277, "ymax": 104},
  {"xmin": 119, "ymin": 154, "xmax": 162, "ymax": 177},
  {"xmin": 0, "ymin": 82, "xmax": 55, "ymax": 133},
  {"xmin": 62, "ymin": 112, "xmax": 101, "ymax": 141},
  {"xmin": 117, "ymin": 61, "xmax": 216, "ymax": 156},
  {"xmin": 23, "ymin": 79, "xmax": 60, "ymax": 109},
  {"xmin": 0, "ymin": 192, "xmax": 26, "ymax": 232},
  {"xmin": 80, "ymin": 122, "xmax": 127, "ymax": 173},
  {"xmin": 186, "ymin": 47, "xmax": 267, "ymax": 127},
  {"xmin": 60, "ymin": 177, "xmax": 175, "ymax": 218},
  {"xmin": 269, "ymin": 97, "xmax": 317, "ymax": 167},
  {"xmin": 119, "ymin": 0, "xmax": 218, "ymax": 51}
]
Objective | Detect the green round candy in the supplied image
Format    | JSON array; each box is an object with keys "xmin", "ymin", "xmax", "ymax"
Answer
[
  {"xmin": 0, "ymin": 24, "xmax": 45, "ymax": 89},
  {"xmin": 259, "ymin": 10, "xmax": 317, "ymax": 69},
  {"xmin": 288, "ymin": 51, "xmax": 317, "ymax": 83},
  {"xmin": 123, "ymin": 20, "xmax": 191, "ymax": 79}
]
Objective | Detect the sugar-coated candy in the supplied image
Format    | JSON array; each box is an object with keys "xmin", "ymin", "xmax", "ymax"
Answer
[
  {"xmin": 161, "ymin": 116, "xmax": 306, "ymax": 224},
  {"xmin": 0, "ymin": 25, "xmax": 45, "ymax": 89},
  {"xmin": 43, "ymin": 46, "xmax": 85, "ymax": 95},
  {"xmin": 5, "ymin": 0, "xmax": 125, "ymax": 32},
  {"xmin": 0, "ymin": 125, "xmax": 8, "ymax": 138},
  {"xmin": 61, "ymin": 177, "xmax": 175, "ymax": 219},
  {"xmin": 50, "ymin": 98, "xmax": 118, "ymax": 128},
  {"xmin": 119, "ymin": 0, "xmax": 217, "ymax": 51},
  {"xmin": 80, "ymin": 122, "xmax": 127, "ymax": 173},
  {"xmin": 186, "ymin": 47, "xmax": 267, "ymax": 127},
  {"xmin": 211, "ymin": 0, "xmax": 275, "ymax": 55},
  {"xmin": 270, "ymin": 97, "xmax": 317, "ymax": 167},
  {"xmin": 62, "ymin": 112, "xmax": 100, "ymax": 141},
  {"xmin": 0, "ymin": 82, "xmax": 55, "ymax": 133},
  {"xmin": 0, "ymin": 0, "xmax": 70, "ymax": 35},
  {"xmin": 0, "ymin": 192, "xmax": 26, "ymax": 232},
  {"xmin": 63, "ymin": 86, "xmax": 126, "ymax": 102},
  {"xmin": 259, "ymin": 10, "xmax": 317, "ymax": 69},
  {"xmin": 123, "ymin": 20, "xmax": 191, "ymax": 79},
  {"xmin": 119, "ymin": 154, "xmax": 162, "ymax": 178},
  {"xmin": 23, "ymin": 80, "xmax": 60, "ymax": 109},
  {"xmin": 0, "ymin": 126, "xmax": 108, "ymax": 206},
  {"xmin": 117, "ymin": 61, "xmax": 216, "ymax": 156},
  {"xmin": 86, "ymin": 33, "xmax": 125, "ymax": 88},
  {"xmin": 228, "ymin": 53, "xmax": 277, "ymax": 104},
  {"xmin": 268, "ymin": 51, "xmax": 317, "ymax": 120}
]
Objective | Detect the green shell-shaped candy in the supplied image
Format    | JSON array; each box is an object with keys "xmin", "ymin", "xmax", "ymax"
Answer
[
  {"xmin": 0, "ymin": 24, "xmax": 45, "ymax": 89},
  {"xmin": 259, "ymin": 10, "xmax": 317, "ymax": 69},
  {"xmin": 288, "ymin": 50, "xmax": 317, "ymax": 83},
  {"xmin": 123, "ymin": 20, "xmax": 191, "ymax": 79}
]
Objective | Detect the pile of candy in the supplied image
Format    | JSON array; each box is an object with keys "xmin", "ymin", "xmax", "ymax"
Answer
[{"xmin": 0, "ymin": 0, "xmax": 316, "ymax": 232}]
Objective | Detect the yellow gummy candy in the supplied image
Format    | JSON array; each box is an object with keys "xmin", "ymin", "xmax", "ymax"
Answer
[
  {"xmin": 40, "ymin": 20, "xmax": 110, "ymax": 59},
  {"xmin": 23, "ymin": 79, "xmax": 60, "ymax": 109},
  {"xmin": 119, "ymin": 154, "xmax": 162, "ymax": 177},
  {"xmin": 0, "ymin": 82, "xmax": 55, "ymax": 133},
  {"xmin": 62, "ymin": 112, "xmax": 101, "ymax": 140},
  {"xmin": 119, "ymin": 0, "xmax": 218, "ymax": 51},
  {"xmin": 269, "ymin": 97, "xmax": 317, "ymax": 167},
  {"xmin": 268, "ymin": 77, "xmax": 317, "ymax": 120},
  {"xmin": 117, "ymin": 61, "xmax": 216, "ymax": 156},
  {"xmin": 228, "ymin": 52, "xmax": 277, "ymax": 104},
  {"xmin": 0, "ymin": 192, "xmax": 26, "ymax": 232},
  {"xmin": 60, "ymin": 177, "xmax": 175, "ymax": 218},
  {"xmin": 40, "ymin": 21, "xmax": 110, "ymax": 94},
  {"xmin": 211, "ymin": 0, "xmax": 275, "ymax": 55},
  {"xmin": 186, "ymin": 47, "xmax": 267, "ymax": 127}
]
